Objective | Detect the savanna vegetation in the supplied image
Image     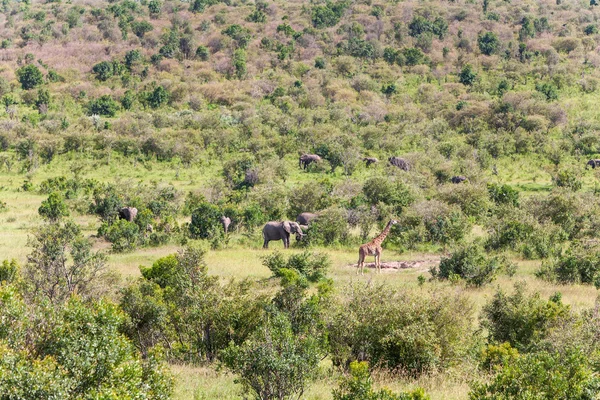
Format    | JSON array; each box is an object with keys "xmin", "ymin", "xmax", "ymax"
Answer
[{"xmin": 1, "ymin": 0, "xmax": 600, "ymax": 397}]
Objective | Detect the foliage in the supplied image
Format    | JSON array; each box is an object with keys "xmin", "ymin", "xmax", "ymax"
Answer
[
  {"xmin": 38, "ymin": 191, "xmax": 70, "ymax": 221},
  {"xmin": 487, "ymin": 183, "xmax": 519, "ymax": 207},
  {"xmin": 25, "ymin": 220, "xmax": 109, "ymax": 304},
  {"xmin": 431, "ymin": 242, "xmax": 506, "ymax": 286},
  {"xmin": 537, "ymin": 242, "xmax": 600, "ymax": 285},
  {"xmin": 327, "ymin": 283, "xmax": 474, "ymax": 374},
  {"xmin": 16, "ymin": 64, "xmax": 43, "ymax": 90},
  {"xmin": 480, "ymin": 282, "xmax": 571, "ymax": 351},
  {"xmin": 333, "ymin": 361, "xmax": 430, "ymax": 400},
  {"xmin": 86, "ymin": 95, "xmax": 120, "ymax": 117},
  {"xmin": 477, "ymin": 31, "xmax": 500, "ymax": 55},
  {"xmin": 469, "ymin": 348, "xmax": 600, "ymax": 399},
  {"xmin": 189, "ymin": 201, "xmax": 222, "ymax": 239},
  {"xmin": 459, "ymin": 64, "xmax": 477, "ymax": 86},
  {"xmin": 262, "ymin": 251, "xmax": 330, "ymax": 282}
]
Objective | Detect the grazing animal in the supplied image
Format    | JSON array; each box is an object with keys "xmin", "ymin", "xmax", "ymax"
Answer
[
  {"xmin": 296, "ymin": 212, "xmax": 319, "ymax": 226},
  {"xmin": 388, "ymin": 156, "xmax": 410, "ymax": 171},
  {"xmin": 118, "ymin": 207, "xmax": 138, "ymax": 222},
  {"xmin": 357, "ymin": 219, "xmax": 398, "ymax": 275},
  {"xmin": 262, "ymin": 221, "xmax": 304, "ymax": 249},
  {"xmin": 299, "ymin": 154, "xmax": 322, "ymax": 170},
  {"xmin": 451, "ymin": 176, "xmax": 467, "ymax": 184},
  {"xmin": 362, "ymin": 157, "xmax": 378, "ymax": 167},
  {"xmin": 220, "ymin": 216, "xmax": 231, "ymax": 234},
  {"xmin": 587, "ymin": 159, "xmax": 600, "ymax": 169}
]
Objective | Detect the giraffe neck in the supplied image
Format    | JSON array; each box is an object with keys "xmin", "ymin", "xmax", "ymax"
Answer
[{"xmin": 372, "ymin": 221, "xmax": 393, "ymax": 245}]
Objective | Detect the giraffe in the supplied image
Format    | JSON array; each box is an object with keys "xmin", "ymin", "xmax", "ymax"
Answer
[{"xmin": 357, "ymin": 219, "xmax": 398, "ymax": 275}]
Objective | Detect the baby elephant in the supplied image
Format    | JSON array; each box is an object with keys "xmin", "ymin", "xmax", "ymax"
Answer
[
  {"xmin": 451, "ymin": 176, "xmax": 467, "ymax": 184},
  {"xmin": 587, "ymin": 159, "xmax": 600, "ymax": 169},
  {"xmin": 299, "ymin": 154, "xmax": 322, "ymax": 170},
  {"xmin": 362, "ymin": 157, "xmax": 378, "ymax": 167},
  {"xmin": 262, "ymin": 221, "xmax": 304, "ymax": 249},
  {"xmin": 220, "ymin": 216, "xmax": 231, "ymax": 234},
  {"xmin": 118, "ymin": 207, "xmax": 138, "ymax": 222},
  {"xmin": 388, "ymin": 156, "xmax": 410, "ymax": 171}
]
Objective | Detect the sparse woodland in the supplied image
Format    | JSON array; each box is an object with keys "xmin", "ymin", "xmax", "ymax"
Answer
[{"xmin": 1, "ymin": 0, "xmax": 600, "ymax": 398}]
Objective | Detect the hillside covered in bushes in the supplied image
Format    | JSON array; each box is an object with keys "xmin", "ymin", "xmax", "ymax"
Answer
[{"xmin": 1, "ymin": 0, "xmax": 600, "ymax": 398}]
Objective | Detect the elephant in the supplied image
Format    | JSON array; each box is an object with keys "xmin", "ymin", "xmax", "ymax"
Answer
[
  {"xmin": 262, "ymin": 221, "xmax": 304, "ymax": 249},
  {"xmin": 296, "ymin": 212, "xmax": 319, "ymax": 226},
  {"xmin": 587, "ymin": 159, "xmax": 600, "ymax": 169},
  {"xmin": 451, "ymin": 176, "xmax": 467, "ymax": 184},
  {"xmin": 362, "ymin": 157, "xmax": 378, "ymax": 167},
  {"xmin": 118, "ymin": 207, "xmax": 138, "ymax": 222},
  {"xmin": 299, "ymin": 154, "xmax": 322, "ymax": 170},
  {"xmin": 220, "ymin": 216, "xmax": 231, "ymax": 234},
  {"xmin": 388, "ymin": 156, "xmax": 410, "ymax": 171}
]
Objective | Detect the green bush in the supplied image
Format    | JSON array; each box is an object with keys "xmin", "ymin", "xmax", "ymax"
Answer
[
  {"xmin": 131, "ymin": 20, "xmax": 153, "ymax": 38},
  {"xmin": 477, "ymin": 31, "xmax": 500, "ymax": 55},
  {"xmin": 469, "ymin": 348, "xmax": 600, "ymax": 399},
  {"xmin": 0, "ymin": 259, "xmax": 18, "ymax": 284},
  {"xmin": 480, "ymin": 282, "xmax": 571, "ymax": 351},
  {"xmin": 459, "ymin": 64, "xmax": 477, "ymax": 86},
  {"xmin": 303, "ymin": 207, "xmax": 349, "ymax": 246},
  {"xmin": 333, "ymin": 361, "xmax": 430, "ymax": 400},
  {"xmin": 431, "ymin": 242, "xmax": 505, "ymax": 286},
  {"xmin": 327, "ymin": 284, "xmax": 474, "ymax": 374},
  {"xmin": 102, "ymin": 219, "xmax": 140, "ymax": 252},
  {"xmin": 487, "ymin": 183, "xmax": 519, "ymax": 206},
  {"xmin": 363, "ymin": 177, "xmax": 414, "ymax": 212},
  {"xmin": 86, "ymin": 95, "xmax": 120, "ymax": 117},
  {"xmin": 38, "ymin": 191, "xmax": 70, "ymax": 221},
  {"xmin": 16, "ymin": 64, "xmax": 43, "ymax": 90},
  {"xmin": 189, "ymin": 201, "xmax": 222, "ymax": 239},
  {"xmin": 537, "ymin": 242, "xmax": 600, "ymax": 285},
  {"xmin": 262, "ymin": 251, "xmax": 330, "ymax": 282}
]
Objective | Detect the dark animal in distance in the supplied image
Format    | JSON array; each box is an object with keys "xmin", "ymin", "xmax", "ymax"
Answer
[
  {"xmin": 296, "ymin": 212, "xmax": 319, "ymax": 226},
  {"xmin": 299, "ymin": 154, "xmax": 322, "ymax": 170},
  {"xmin": 587, "ymin": 159, "xmax": 600, "ymax": 169},
  {"xmin": 220, "ymin": 216, "xmax": 231, "ymax": 234},
  {"xmin": 388, "ymin": 156, "xmax": 410, "ymax": 171},
  {"xmin": 451, "ymin": 176, "xmax": 467, "ymax": 184},
  {"xmin": 362, "ymin": 157, "xmax": 378, "ymax": 167},
  {"xmin": 262, "ymin": 221, "xmax": 304, "ymax": 249},
  {"xmin": 118, "ymin": 207, "xmax": 138, "ymax": 222}
]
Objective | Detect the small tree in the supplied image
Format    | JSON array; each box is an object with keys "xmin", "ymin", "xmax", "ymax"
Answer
[
  {"xmin": 16, "ymin": 64, "xmax": 43, "ymax": 90},
  {"xmin": 195, "ymin": 45, "xmax": 210, "ymax": 61},
  {"xmin": 38, "ymin": 191, "xmax": 69, "ymax": 221},
  {"xmin": 147, "ymin": 86, "xmax": 169, "ymax": 108},
  {"xmin": 131, "ymin": 20, "xmax": 153, "ymax": 38},
  {"xmin": 333, "ymin": 361, "xmax": 430, "ymax": 400},
  {"xmin": 189, "ymin": 202, "xmax": 222, "ymax": 239},
  {"xmin": 459, "ymin": 64, "xmax": 477, "ymax": 86},
  {"xmin": 25, "ymin": 221, "xmax": 109, "ymax": 303},
  {"xmin": 87, "ymin": 95, "xmax": 120, "ymax": 117},
  {"xmin": 478, "ymin": 31, "xmax": 500, "ymax": 55}
]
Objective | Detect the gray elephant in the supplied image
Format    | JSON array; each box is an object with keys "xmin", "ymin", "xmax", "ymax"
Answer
[
  {"xmin": 220, "ymin": 216, "xmax": 231, "ymax": 234},
  {"xmin": 118, "ymin": 207, "xmax": 138, "ymax": 222},
  {"xmin": 587, "ymin": 159, "xmax": 600, "ymax": 169},
  {"xmin": 362, "ymin": 157, "xmax": 378, "ymax": 167},
  {"xmin": 388, "ymin": 156, "xmax": 410, "ymax": 171},
  {"xmin": 296, "ymin": 212, "xmax": 319, "ymax": 226},
  {"xmin": 299, "ymin": 154, "xmax": 322, "ymax": 170},
  {"xmin": 262, "ymin": 221, "xmax": 304, "ymax": 249},
  {"xmin": 451, "ymin": 176, "xmax": 467, "ymax": 184}
]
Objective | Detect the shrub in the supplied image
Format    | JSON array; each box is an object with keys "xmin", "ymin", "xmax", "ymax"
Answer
[
  {"xmin": 25, "ymin": 220, "xmax": 109, "ymax": 303},
  {"xmin": 288, "ymin": 181, "xmax": 331, "ymax": 218},
  {"xmin": 438, "ymin": 184, "xmax": 491, "ymax": 220},
  {"xmin": 328, "ymin": 283, "xmax": 474, "ymax": 374},
  {"xmin": 146, "ymin": 86, "xmax": 169, "ymax": 109},
  {"xmin": 304, "ymin": 207, "xmax": 349, "ymax": 246},
  {"xmin": 363, "ymin": 177, "xmax": 414, "ymax": 212},
  {"xmin": 536, "ymin": 82, "xmax": 559, "ymax": 101},
  {"xmin": 431, "ymin": 242, "xmax": 505, "ymax": 286},
  {"xmin": 262, "ymin": 251, "xmax": 330, "ymax": 282},
  {"xmin": 0, "ymin": 259, "xmax": 18, "ymax": 284},
  {"xmin": 92, "ymin": 61, "xmax": 117, "ymax": 81},
  {"xmin": 403, "ymin": 47, "xmax": 425, "ymax": 66},
  {"xmin": 459, "ymin": 64, "xmax": 477, "ymax": 86},
  {"xmin": 195, "ymin": 45, "xmax": 210, "ymax": 61},
  {"xmin": 221, "ymin": 311, "xmax": 322, "ymax": 400},
  {"xmin": 312, "ymin": 1, "xmax": 347, "ymax": 28},
  {"xmin": 102, "ymin": 219, "xmax": 140, "ymax": 252},
  {"xmin": 131, "ymin": 20, "xmax": 153, "ymax": 38},
  {"xmin": 86, "ymin": 95, "xmax": 120, "ymax": 117},
  {"xmin": 189, "ymin": 202, "xmax": 222, "ymax": 239},
  {"xmin": 38, "ymin": 191, "xmax": 69, "ymax": 221},
  {"xmin": 552, "ymin": 169, "xmax": 582, "ymax": 191},
  {"xmin": 480, "ymin": 282, "xmax": 571, "ymax": 351},
  {"xmin": 16, "ymin": 64, "xmax": 43, "ymax": 90},
  {"xmin": 469, "ymin": 348, "xmax": 600, "ymax": 399},
  {"xmin": 487, "ymin": 183, "xmax": 519, "ymax": 206},
  {"xmin": 537, "ymin": 242, "xmax": 600, "ymax": 285},
  {"xmin": 333, "ymin": 361, "xmax": 430, "ymax": 400},
  {"xmin": 478, "ymin": 31, "xmax": 500, "ymax": 55}
]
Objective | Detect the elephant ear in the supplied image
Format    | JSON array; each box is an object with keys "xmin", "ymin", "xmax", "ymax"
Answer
[{"xmin": 282, "ymin": 221, "xmax": 292, "ymax": 233}]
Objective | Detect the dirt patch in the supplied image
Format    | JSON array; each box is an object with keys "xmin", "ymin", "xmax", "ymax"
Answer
[{"xmin": 349, "ymin": 257, "xmax": 440, "ymax": 272}]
